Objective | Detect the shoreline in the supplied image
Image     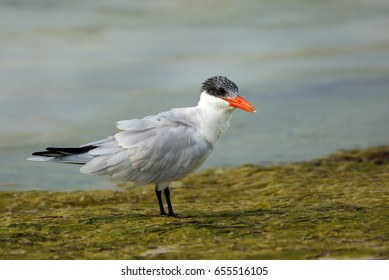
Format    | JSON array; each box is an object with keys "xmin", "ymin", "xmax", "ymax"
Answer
[{"xmin": 1, "ymin": 145, "xmax": 388, "ymax": 259}]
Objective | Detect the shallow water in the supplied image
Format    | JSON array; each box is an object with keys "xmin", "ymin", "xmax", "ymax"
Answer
[{"xmin": 1, "ymin": 0, "xmax": 389, "ymax": 191}]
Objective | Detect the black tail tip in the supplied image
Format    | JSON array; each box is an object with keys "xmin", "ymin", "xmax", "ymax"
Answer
[{"xmin": 31, "ymin": 145, "xmax": 97, "ymax": 157}]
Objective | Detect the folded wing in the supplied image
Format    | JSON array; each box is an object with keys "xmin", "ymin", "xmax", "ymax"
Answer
[{"xmin": 80, "ymin": 113, "xmax": 213, "ymax": 184}]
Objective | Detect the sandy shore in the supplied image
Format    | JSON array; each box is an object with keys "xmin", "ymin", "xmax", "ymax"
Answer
[{"xmin": 1, "ymin": 146, "xmax": 388, "ymax": 259}]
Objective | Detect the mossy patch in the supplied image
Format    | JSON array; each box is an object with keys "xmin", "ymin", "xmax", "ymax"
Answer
[{"xmin": 0, "ymin": 146, "xmax": 388, "ymax": 259}]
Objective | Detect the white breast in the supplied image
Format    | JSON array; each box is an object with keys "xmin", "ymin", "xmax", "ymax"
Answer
[{"xmin": 195, "ymin": 92, "xmax": 234, "ymax": 144}]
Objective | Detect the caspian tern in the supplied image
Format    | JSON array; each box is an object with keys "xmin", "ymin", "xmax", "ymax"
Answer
[{"xmin": 28, "ymin": 76, "xmax": 256, "ymax": 217}]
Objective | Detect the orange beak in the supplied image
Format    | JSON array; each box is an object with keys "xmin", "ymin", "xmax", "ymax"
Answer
[{"xmin": 222, "ymin": 95, "xmax": 256, "ymax": 113}]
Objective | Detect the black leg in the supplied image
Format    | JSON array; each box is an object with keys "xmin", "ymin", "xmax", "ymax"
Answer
[
  {"xmin": 164, "ymin": 187, "xmax": 176, "ymax": 217},
  {"xmin": 155, "ymin": 186, "xmax": 167, "ymax": 216}
]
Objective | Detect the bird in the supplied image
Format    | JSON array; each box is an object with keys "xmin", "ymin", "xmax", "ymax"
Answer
[{"xmin": 28, "ymin": 76, "xmax": 256, "ymax": 217}]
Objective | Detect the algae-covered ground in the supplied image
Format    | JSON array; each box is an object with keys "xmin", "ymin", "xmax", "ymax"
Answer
[{"xmin": 0, "ymin": 146, "xmax": 388, "ymax": 259}]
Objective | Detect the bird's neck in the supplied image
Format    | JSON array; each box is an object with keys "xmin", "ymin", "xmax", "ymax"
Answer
[{"xmin": 195, "ymin": 92, "xmax": 234, "ymax": 144}]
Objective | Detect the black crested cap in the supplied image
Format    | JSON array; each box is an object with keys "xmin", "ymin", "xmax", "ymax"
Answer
[{"xmin": 201, "ymin": 76, "xmax": 239, "ymax": 98}]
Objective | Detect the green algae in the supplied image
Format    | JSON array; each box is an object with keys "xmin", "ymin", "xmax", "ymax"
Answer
[{"xmin": 0, "ymin": 146, "xmax": 388, "ymax": 259}]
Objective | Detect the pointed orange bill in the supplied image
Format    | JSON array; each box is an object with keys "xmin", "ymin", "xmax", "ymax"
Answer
[{"xmin": 222, "ymin": 95, "xmax": 256, "ymax": 113}]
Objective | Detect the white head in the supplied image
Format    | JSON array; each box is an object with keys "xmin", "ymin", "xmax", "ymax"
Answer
[{"xmin": 198, "ymin": 76, "xmax": 256, "ymax": 113}]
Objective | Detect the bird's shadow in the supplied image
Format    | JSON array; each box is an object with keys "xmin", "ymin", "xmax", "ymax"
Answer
[{"xmin": 76, "ymin": 208, "xmax": 284, "ymax": 230}]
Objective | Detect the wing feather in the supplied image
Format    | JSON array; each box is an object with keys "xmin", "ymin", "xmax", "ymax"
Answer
[{"xmin": 81, "ymin": 112, "xmax": 213, "ymax": 184}]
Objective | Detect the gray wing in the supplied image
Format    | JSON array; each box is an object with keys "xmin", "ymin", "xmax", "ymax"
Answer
[{"xmin": 80, "ymin": 112, "xmax": 213, "ymax": 184}]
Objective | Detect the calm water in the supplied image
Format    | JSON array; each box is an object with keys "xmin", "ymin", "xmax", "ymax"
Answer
[{"xmin": 1, "ymin": 0, "xmax": 389, "ymax": 191}]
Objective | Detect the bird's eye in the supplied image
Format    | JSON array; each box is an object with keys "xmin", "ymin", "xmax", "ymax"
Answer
[{"xmin": 218, "ymin": 88, "xmax": 227, "ymax": 96}]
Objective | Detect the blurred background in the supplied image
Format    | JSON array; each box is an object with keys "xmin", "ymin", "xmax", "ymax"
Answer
[{"xmin": 1, "ymin": 0, "xmax": 388, "ymax": 191}]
